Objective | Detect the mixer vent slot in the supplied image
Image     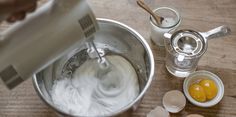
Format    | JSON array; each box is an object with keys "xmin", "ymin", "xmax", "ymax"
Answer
[
  {"xmin": 78, "ymin": 15, "xmax": 96, "ymax": 38},
  {"xmin": 0, "ymin": 65, "xmax": 23, "ymax": 89}
]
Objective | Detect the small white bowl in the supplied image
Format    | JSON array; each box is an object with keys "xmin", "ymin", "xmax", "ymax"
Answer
[{"xmin": 183, "ymin": 70, "xmax": 224, "ymax": 107}]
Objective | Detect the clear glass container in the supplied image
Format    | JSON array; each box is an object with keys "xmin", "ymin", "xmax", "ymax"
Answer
[
  {"xmin": 164, "ymin": 29, "xmax": 207, "ymax": 78},
  {"xmin": 150, "ymin": 7, "xmax": 181, "ymax": 46},
  {"xmin": 164, "ymin": 25, "xmax": 230, "ymax": 78}
]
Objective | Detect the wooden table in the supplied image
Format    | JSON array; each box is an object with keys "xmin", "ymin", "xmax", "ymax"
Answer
[{"xmin": 0, "ymin": 0, "xmax": 235, "ymax": 116}]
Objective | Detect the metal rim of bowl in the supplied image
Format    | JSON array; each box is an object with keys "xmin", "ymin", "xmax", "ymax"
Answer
[
  {"xmin": 32, "ymin": 18, "xmax": 155, "ymax": 117},
  {"xmin": 183, "ymin": 70, "xmax": 224, "ymax": 107}
]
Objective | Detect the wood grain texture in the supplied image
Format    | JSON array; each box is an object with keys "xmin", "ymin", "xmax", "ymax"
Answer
[{"xmin": 0, "ymin": 0, "xmax": 236, "ymax": 117}]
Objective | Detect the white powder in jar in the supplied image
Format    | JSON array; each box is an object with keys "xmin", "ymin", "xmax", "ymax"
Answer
[
  {"xmin": 150, "ymin": 17, "xmax": 179, "ymax": 46},
  {"xmin": 161, "ymin": 17, "xmax": 177, "ymax": 27},
  {"xmin": 51, "ymin": 55, "xmax": 139, "ymax": 116}
]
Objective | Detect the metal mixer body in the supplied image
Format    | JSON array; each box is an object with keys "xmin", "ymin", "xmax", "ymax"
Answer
[{"xmin": 0, "ymin": 0, "xmax": 98, "ymax": 89}]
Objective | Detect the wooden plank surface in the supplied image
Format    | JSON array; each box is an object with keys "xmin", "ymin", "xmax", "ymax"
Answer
[{"xmin": 0, "ymin": 0, "xmax": 236, "ymax": 117}]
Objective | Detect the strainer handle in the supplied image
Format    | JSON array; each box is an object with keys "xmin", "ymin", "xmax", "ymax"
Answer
[{"xmin": 200, "ymin": 25, "xmax": 231, "ymax": 40}]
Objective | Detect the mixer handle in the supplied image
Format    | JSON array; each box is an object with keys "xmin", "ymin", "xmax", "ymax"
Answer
[
  {"xmin": 0, "ymin": 0, "xmax": 56, "ymax": 43},
  {"xmin": 200, "ymin": 25, "xmax": 231, "ymax": 40}
]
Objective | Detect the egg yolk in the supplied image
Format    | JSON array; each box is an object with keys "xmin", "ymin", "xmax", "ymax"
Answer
[
  {"xmin": 189, "ymin": 83, "xmax": 206, "ymax": 102},
  {"xmin": 199, "ymin": 79, "xmax": 218, "ymax": 100}
]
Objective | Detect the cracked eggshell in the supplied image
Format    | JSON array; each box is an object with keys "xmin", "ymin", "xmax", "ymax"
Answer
[
  {"xmin": 162, "ymin": 90, "xmax": 186, "ymax": 113},
  {"xmin": 147, "ymin": 106, "xmax": 170, "ymax": 117},
  {"xmin": 186, "ymin": 114, "xmax": 204, "ymax": 117}
]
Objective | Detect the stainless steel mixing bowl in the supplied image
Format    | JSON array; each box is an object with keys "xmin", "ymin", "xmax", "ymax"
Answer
[{"xmin": 33, "ymin": 18, "xmax": 154, "ymax": 117}]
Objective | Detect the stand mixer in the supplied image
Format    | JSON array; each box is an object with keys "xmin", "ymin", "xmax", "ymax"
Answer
[{"xmin": 0, "ymin": 0, "xmax": 99, "ymax": 89}]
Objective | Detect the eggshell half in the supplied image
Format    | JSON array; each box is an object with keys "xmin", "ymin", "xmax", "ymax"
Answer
[
  {"xmin": 147, "ymin": 106, "xmax": 170, "ymax": 117},
  {"xmin": 186, "ymin": 114, "xmax": 204, "ymax": 117},
  {"xmin": 163, "ymin": 90, "xmax": 186, "ymax": 113}
]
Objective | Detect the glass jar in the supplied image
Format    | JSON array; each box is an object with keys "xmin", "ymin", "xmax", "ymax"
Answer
[{"xmin": 150, "ymin": 7, "xmax": 181, "ymax": 46}]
